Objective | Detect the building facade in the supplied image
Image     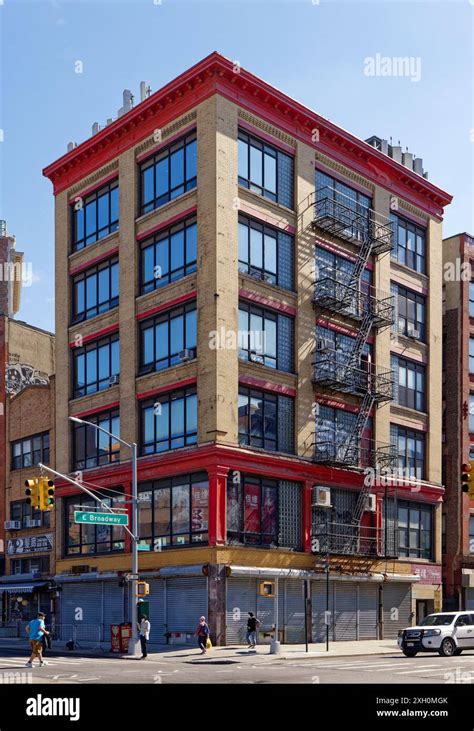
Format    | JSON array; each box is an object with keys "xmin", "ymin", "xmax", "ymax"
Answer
[
  {"xmin": 442, "ymin": 232, "xmax": 474, "ymax": 610},
  {"xmin": 43, "ymin": 53, "xmax": 451, "ymax": 646}
]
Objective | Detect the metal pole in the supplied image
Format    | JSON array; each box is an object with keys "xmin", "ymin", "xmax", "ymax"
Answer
[
  {"xmin": 326, "ymin": 553, "xmax": 330, "ymax": 652},
  {"xmin": 270, "ymin": 577, "xmax": 281, "ymax": 654},
  {"xmin": 304, "ymin": 579, "xmax": 309, "ymax": 653},
  {"xmin": 128, "ymin": 443, "xmax": 139, "ymax": 656}
]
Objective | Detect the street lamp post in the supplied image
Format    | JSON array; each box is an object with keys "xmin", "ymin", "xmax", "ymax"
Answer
[{"xmin": 69, "ymin": 416, "xmax": 139, "ymax": 656}]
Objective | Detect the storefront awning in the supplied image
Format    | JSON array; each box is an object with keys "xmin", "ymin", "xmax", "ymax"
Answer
[{"xmin": 0, "ymin": 582, "xmax": 49, "ymax": 593}]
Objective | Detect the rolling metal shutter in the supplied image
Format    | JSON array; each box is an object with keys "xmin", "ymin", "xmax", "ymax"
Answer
[
  {"xmin": 226, "ymin": 577, "xmax": 257, "ymax": 644},
  {"xmin": 166, "ymin": 577, "xmax": 207, "ymax": 638},
  {"xmin": 312, "ymin": 580, "xmax": 334, "ymax": 643},
  {"xmin": 358, "ymin": 583, "xmax": 378, "ymax": 639},
  {"xmin": 466, "ymin": 589, "xmax": 474, "ymax": 610},
  {"xmin": 284, "ymin": 579, "xmax": 306, "ymax": 643},
  {"xmin": 147, "ymin": 579, "xmax": 166, "ymax": 645},
  {"xmin": 334, "ymin": 582, "xmax": 358, "ymax": 641},
  {"xmin": 382, "ymin": 582, "xmax": 412, "ymax": 638},
  {"xmin": 102, "ymin": 582, "xmax": 126, "ymax": 639},
  {"xmin": 59, "ymin": 582, "xmax": 102, "ymax": 642},
  {"xmin": 257, "ymin": 582, "xmax": 284, "ymax": 644}
]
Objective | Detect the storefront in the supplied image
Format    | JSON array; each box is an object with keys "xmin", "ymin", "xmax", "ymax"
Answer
[{"xmin": 0, "ymin": 578, "xmax": 57, "ymax": 628}]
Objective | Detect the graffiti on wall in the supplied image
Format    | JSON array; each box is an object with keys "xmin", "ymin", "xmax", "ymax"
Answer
[{"xmin": 5, "ymin": 353, "xmax": 50, "ymax": 396}]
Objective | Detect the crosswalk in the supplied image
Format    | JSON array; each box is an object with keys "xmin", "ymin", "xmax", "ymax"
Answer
[{"xmin": 286, "ymin": 655, "xmax": 474, "ymax": 679}]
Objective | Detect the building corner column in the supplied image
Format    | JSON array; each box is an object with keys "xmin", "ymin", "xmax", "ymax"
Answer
[{"xmin": 207, "ymin": 465, "xmax": 229, "ymax": 546}]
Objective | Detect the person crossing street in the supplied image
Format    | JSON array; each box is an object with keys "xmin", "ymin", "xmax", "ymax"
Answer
[{"xmin": 25, "ymin": 612, "xmax": 49, "ymax": 667}]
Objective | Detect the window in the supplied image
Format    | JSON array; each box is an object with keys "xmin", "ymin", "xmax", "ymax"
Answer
[
  {"xmin": 72, "ymin": 333, "xmax": 119, "ymax": 398},
  {"xmin": 390, "ymin": 213, "xmax": 426, "ymax": 274},
  {"xmin": 397, "ymin": 500, "xmax": 432, "ymax": 560},
  {"xmin": 11, "ymin": 556, "xmax": 50, "ymax": 575},
  {"xmin": 238, "ymin": 302, "xmax": 293, "ymax": 372},
  {"xmin": 11, "ymin": 432, "xmax": 49, "ymax": 470},
  {"xmin": 140, "ymin": 388, "xmax": 197, "ymax": 455},
  {"xmin": 227, "ymin": 476, "xmax": 279, "ymax": 547},
  {"xmin": 470, "ymin": 395, "xmax": 474, "ymax": 433},
  {"xmin": 391, "ymin": 355, "xmax": 426, "ymax": 411},
  {"xmin": 65, "ymin": 493, "xmax": 125, "ymax": 556},
  {"xmin": 138, "ymin": 472, "xmax": 208, "ymax": 549},
  {"xmin": 10, "ymin": 501, "xmax": 50, "ymax": 529},
  {"xmin": 391, "ymin": 283, "xmax": 426, "ymax": 341},
  {"xmin": 72, "ymin": 408, "xmax": 120, "ymax": 470},
  {"xmin": 72, "ymin": 256, "xmax": 119, "ymax": 323},
  {"xmin": 140, "ymin": 133, "xmax": 197, "ymax": 215},
  {"xmin": 315, "ymin": 404, "xmax": 373, "ymax": 462},
  {"xmin": 470, "ymin": 283, "xmax": 474, "ymax": 318},
  {"xmin": 238, "ymin": 215, "xmax": 294, "ymax": 290},
  {"xmin": 72, "ymin": 180, "xmax": 119, "ymax": 252},
  {"xmin": 316, "ymin": 325, "xmax": 372, "ymax": 369},
  {"xmin": 470, "ymin": 339, "xmax": 474, "ymax": 374},
  {"xmin": 238, "ymin": 130, "xmax": 294, "ymax": 208},
  {"xmin": 390, "ymin": 425, "xmax": 425, "ymax": 479},
  {"xmin": 315, "ymin": 170, "xmax": 372, "ymax": 240},
  {"xmin": 140, "ymin": 303, "xmax": 197, "ymax": 374},
  {"xmin": 140, "ymin": 217, "xmax": 197, "ymax": 294},
  {"xmin": 238, "ymin": 387, "xmax": 294, "ymax": 453},
  {"xmin": 470, "ymin": 516, "xmax": 474, "ymax": 554}
]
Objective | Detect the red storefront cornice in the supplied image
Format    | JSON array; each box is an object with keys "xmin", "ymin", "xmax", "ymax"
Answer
[{"xmin": 43, "ymin": 53, "xmax": 452, "ymax": 218}]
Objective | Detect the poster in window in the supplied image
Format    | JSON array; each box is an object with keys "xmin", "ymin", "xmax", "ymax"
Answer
[
  {"xmin": 191, "ymin": 483, "xmax": 208, "ymax": 532},
  {"xmin": 262, "ymin": 486, "xmax": 277, "ymax": 538},
  {"xmin": 172, "ymin": 484, "xmax": 190, "ymax": 535},
  {"xmin": 244, "ymin": 482, "xmax": 261, "ymax": 535},
  {"xmin": 227, "ymin": 481, "xmax": 241, "ymax": 533}
]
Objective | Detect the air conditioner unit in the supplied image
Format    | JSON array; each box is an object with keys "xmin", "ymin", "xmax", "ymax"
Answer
[
  {"xmin": 249, "ymin": 351, "xmax": 264, "ymax": 364},
  {"xmin": 25, "ymin": 519, "xmax": 42, "ymax": 528},
  {"xmin": 406, "ymin": 326, "xmax": 420, "ymax": 339},
  {"xmin": 109, "ymin": 374, "xmax": 120, "ymax": 386},
  {"xmin": 316, "ymin": 338, "xmax": 334, "ymax": 352},
  {"xmin": 365, "ymin": 494, "xmax": 377, "ymax": 513},
  {"xmin": 178, "ymin": 348, "xmax": 194, "ymax": 362},
  {"xmin": 4, "ymin": 520, "xmax": 20, "ymax": 530},
  {"xmin": 261, "ymin": 273, "xmax": 274, "ymax": 283},
  {"xmin": 312, "ymin": 486, "xmax": 332, "ymax": 508}
]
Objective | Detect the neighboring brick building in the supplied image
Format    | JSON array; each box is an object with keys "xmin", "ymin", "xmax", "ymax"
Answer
[
  {"xmin": 442, "ymin": 232, "xmax": 474, "ymax": 610},
  {"xmin": 43, "ymin": 53, "xmax": 451, "ymax": 647}
]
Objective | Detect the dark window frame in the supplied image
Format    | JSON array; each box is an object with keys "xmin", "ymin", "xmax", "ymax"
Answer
[
  {"xmin": 390, "ymin": 213, "xmax": 426, "ymax": 274},
  {"xmin": 11, "ymin": 556, "xmax": 50, "ymax": 574},
  {"xmin": 139, "ymin": 133, "xmax": 197, "ymax": 215},
  {"xmin": 10, "ymin": 500, "xmax": 49, "ymax": 529},
  {"xmin": 238, "ymin": 386, "xmax": 295, "ymax": 453},
  {"xmin": 140, "ymin": 217, "xmax": 197, "ymax": 294},
  {"xmin": 72, "ymin": 332, "xmax": 120, "ymax": 398},
  {"xmin": 397, "ymin": 499, "xmax": 432, "ymax": 560},
  {"xmin": 72, "ymin": 180, "xmax": 119, "ymax": 252},
  {"xmin": 140, "ymin": 388, "xmax": 197, "ymax": 456},
  {"xmin": 391, "ymin": 355, "xmax": 426, "ymax": 412},
  {"xmin": 238, "ymin": 130, "xmax": 294, "ymax": 208},
  {"xmin": 227, "ymin": 474, "xmax": 279, "ymax": 547},
  {"xmin": 237, "ymin": 214, "xmax": 295, "ymax": 290},
  {"xmin": 11, "ymin": 432, "xmax": 49, "ymax": 470},
  {"xmin": 238, "ymin": 301, "xmax": 280, "ymax": 370},
  {"xmin": 72, "ymin": 408, "xmax": 120, "ymax": 471},
  {"xmin": 64, "ymin": 491, "xmax": 125, "ymax": 557},
  {"xmin": 139, "ymin": 302, "xmax": 197, "ymax": 374},
  {"xmin": 392, "ymin": 283, "xmax": 426, "ymax": 342},
  {"xmin": 71, "ymin": 256, "xmax": 119, "ymax": 324},
  {"xmin": 391, "ymin": 424, "xmax": 426, "ymax": 480}
]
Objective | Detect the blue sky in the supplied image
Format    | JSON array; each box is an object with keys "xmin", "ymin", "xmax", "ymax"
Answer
[{"xmin": 1, "ymin": 0, "xmax": 472, "ymax": 332}]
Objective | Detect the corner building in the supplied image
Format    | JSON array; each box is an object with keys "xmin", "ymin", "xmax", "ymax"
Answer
[{"xmin": 43, "ymin": 53, "xmax": 451, "ymax": 647}]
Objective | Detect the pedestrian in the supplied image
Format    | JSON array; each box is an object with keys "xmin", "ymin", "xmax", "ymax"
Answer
[
  {"xmin": 194, "ymin": 615, "xmax": 210, "ymax": 654},
  {"xmin": 25, "ymin": 612, "xmax": 49, "ymax": 667},
  {"xmin": 246, "ymin": 611, "xmax": 260, "ymax": 649},
  {"xmin": 138, "ymin": 614, "xmax": 151, "ymax": 659}
]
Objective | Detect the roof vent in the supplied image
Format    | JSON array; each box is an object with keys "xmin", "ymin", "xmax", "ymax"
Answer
[
  {"xmin": 67, "ymin": 141, "xmax": 78, "ymax": 152},
  {"xmin": 365, "ymin": 135, "xmax": 428, "ymax": 179}
]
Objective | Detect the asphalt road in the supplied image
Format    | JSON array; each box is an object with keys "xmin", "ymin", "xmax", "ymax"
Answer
[{"xmin": 0, "ymin": 649, "xmax": 473, "ymax": 684}]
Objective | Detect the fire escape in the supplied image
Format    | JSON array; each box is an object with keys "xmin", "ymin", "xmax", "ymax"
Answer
[{"xmin": 311, "ymin": 185, "xmax": 397, "ymax": 535}]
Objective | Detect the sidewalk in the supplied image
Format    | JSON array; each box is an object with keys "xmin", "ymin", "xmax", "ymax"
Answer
[{"xmin": 0, "ymin": 636, "xmax": 399, "ymax": 663}]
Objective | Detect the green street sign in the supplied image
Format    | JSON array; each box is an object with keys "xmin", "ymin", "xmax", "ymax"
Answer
[{"xmin": 74, "ymin": 511, "xmax": 129, "ymax": 526}]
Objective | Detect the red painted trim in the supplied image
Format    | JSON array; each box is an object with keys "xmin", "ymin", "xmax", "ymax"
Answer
[
  {"xmin": 238, "ymin": 118, "xmax": 295, "ymax": 155},
  {"xmin": 136, "ymin": 205, "xmax": 197, "ymax": 242},
  {"xmin": 315, "ymin": 162, "xmax": 374, "ymax": 198},
  {"xmin": 69, "ymin": 322, "xmax": 119, "ymax": 347},
  {"xmin": 69, "ymin": 246, "xmax": 119, "ymax": 276},
  {"xmin": 72, "ymin": 401, "xmax": 120, "ymax": 418},
  {"xmin": 136, "ymin": 376, "xmax": 197, "ymax": 401},
  {"xmin": 239, "ymin": 375, "xmax": 296, "ymax": 397},
  {"xmin": 43, "ymin": 53, "xmax": 451, "ymax": 219},
  {"xmin": 239, "ymin": 288, "xmax": 296, "ymax": 316},
  {"xmin": 207, "ymin": 466, "xmax": 228, "ymax": 546},
  {"xmin": 317, "ymin": 317, "xmax": 375, "ymax": 345},
  {"xmin": 136, "ymin": 290, "xmax": 196, "ymax": 321},
  {"xmin": 302, "ymin": 481, "xmax": 312, "ymax": 553},
  {"xmin": 67, "ymin": 171, "xmax": 118, "ymax": 203},
  {"xmin": 135, "ymin": 124, "xmax": 197, "ymax": 164},
  {"xmin": 315, "ymin": 395, "xmax": 375, "ymax": 416},
  {"xmin": 314, "ymin": 237, "xmax": 374, "ymax": 271},
  {"xmin": 238, "ymin": 203, "xmax": 296, "ymax": 234}
]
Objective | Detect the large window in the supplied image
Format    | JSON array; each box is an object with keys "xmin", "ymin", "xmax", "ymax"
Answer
[
  {"xmin": 390, "ymin": 425, "xmax": 425, "ymax": 479},
  {"xmin": 11, "ymin": 432, "xmax": 49, "ymax": 470},
  {"xmin": 72, "ymin": 180, "xmax": 119, "ymax": 252},
  {"xmin": 140, "ymin": 388, "xmax": 197, "ymax": 455},
  {"xmin": 140, "ymin": 217, "xmax": 197, "ymax": 294},
  {"xmin": 11, "ymin": 557, "xmax": 50, "ymax": 575},
  {"xmin": 315, "ymin": 170, "xmax": 371, "ymax": 240},
  {"xmin": 391, "ymin": 355, "xmax": 426, "ymax": 411},
  {"xmin": 138, "ymin": 472, "xmax": 208, "ymax": 549},
  {"xmin": 238, "ymin": 130, "xmax": 294, "ymax": 208},
  {"xmin": 238, "ymin": 302, "xmax": 293, "ymax": 372},
  {"xmin": 140, "ymin": 303, "xmax": 197, "ymax": 374},
  {"xmin": 65, "ymin": 493, "xmax": 125, "ymax": 556},
  {"xmin": 238, "ymin": 387, "xmax": 294, "ymax": 454},
  {"xmin": 72, "ymin": 256, "xmax": 119, "ymax": 323},
  {"xmin": 72, "ymin": 408, "xmax": 120, "ymax": 471},
  {"xmin": 390, "ymin": 213, "xmax": 426, "ymax": 274},
  {"xmin": 397, "ymin": 500, "xmax": 432, "ymax": 560},
  {"xmin": 470, "ymin": 395, "xmax": 474, "ymax": 433},
  {"xmin": 316, "ymin": 324, "xmax": 372, "ymax": 368},
  {"xmin": 227, "ymin": 476, "xmax": 278, "ymax": 547},
  {"xmin": 139, "ymin": 133, "xmax": 197, "ymax": 215},
  {"xmin": 72, "ymin": 333, "xmax": 119, "ymax": 398},
  {"xmin": 238, "ymin": 215, "xmax": 294, "ymax": 290},
  {"xmin": 391, "ymin": 283, "xmax": 426, "ymax": 341},
  {"xmin": 10, "ymin": 500, "xmax": 50, "ymax": 529}
]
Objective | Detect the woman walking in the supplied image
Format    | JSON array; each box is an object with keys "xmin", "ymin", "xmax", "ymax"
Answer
[{"xmin": 195, "ymin": 616, "xmax": 210, "ymax": 654}]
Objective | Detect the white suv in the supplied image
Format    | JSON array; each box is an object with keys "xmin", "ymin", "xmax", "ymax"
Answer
[{"xmin": 398, "ymin": 611, "xmax": 474, "ymax": 657}]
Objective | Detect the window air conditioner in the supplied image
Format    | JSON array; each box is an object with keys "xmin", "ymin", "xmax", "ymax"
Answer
[
  {"xmin": 406, "ymin": 326, "xmax": 420, "ymax": 339},
  {"xmin": 109, "ymin": 374, "xmax": 120, "ymax": 386},
  {"xmin": 316, "ymin": 338, "xmax": 333, "ymax": 352},
  {"xmin": 312, "ymin": 486, "xmax": 332, "ymax": 508},
  {"xmin": 249, "ymin": 352, "xmax": 264, "ymax": 364},
  {"xmin": 25, "ymin": 519, "xmax": 42, "ymax": 528},
  {"xmin": 4, "ymin": 520, "xmax": 21, "ymax": 530},
  {"xmin": 178, "ymin": 348, "xmax": 194, "ymax": 362},
  {"xmin": 365, "ymin": 494, "xmax": 377, "ymax": 513}
]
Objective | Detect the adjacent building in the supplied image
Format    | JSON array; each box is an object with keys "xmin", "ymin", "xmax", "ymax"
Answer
[
  {"xmin": 43, "ymin": 52, "xmax": 451, "ymax": 647},
  {"xmin": 442, "ymin": 232, "xmax": 474, "ymax": 610}
]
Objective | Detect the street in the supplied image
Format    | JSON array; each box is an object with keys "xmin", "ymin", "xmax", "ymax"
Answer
[{"xmin": 0, "ymin": 649, "xmax": 473, "ymax": 684}]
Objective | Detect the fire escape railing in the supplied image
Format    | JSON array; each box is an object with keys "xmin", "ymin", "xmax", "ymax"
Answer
[
  {"xmin": 313, "ymin": 274, "xmax": 394, "ymax": 331},
  {"xmin": 313, "ymin": 438, "xmax": 397, "ymax": 470},
  {"xmin": 313, "ymin": 353, "xmax": 393, "ymax": 403},
  {"xmin": 311, "ymin": 522, "xmax": 399, "ymax": 559}
]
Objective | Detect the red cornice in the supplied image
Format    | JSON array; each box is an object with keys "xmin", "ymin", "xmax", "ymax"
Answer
[{"xmin": 43, "ymin": 52, "xmax": 452, "ymax": 218}]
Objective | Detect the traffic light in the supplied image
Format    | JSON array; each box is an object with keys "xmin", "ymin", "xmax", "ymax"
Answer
[
  {"xmin": 39, "ymin": 477, "xmax": 55, "ymax": 511},
  {"xmin": 25, "ymin": 479, "xmax": 40, "ymax": 510},
  {"xmin": 136, "ymin": 581, "xmax": 150, "ymax": 598},
  {"xmin": 461, "ymin": 462, "xmax": 474, "ymax": 498}
]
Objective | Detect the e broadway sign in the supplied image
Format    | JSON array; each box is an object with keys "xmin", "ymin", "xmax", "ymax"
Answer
[{"xmin": 74, "ymin": 511, "xmax": 129, "ymax": 526}]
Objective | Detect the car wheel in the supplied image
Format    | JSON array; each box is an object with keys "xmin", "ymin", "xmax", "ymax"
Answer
[
  {"xmin": 402, "ymin": 649, "xmax": 418, "ymax": 658},
  {"xmin": 453, "ymin": 648, "xmax": 463, "ymax": 656},
  {"xmin": 438, "ymin": 638, "xmax": 456, "ymax": 657}
]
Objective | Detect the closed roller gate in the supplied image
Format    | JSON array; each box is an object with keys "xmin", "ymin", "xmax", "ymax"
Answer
[
  {"xmin": 102, "ymin": 582, "xmax": 126, "ymax": 639},
  {"xmin": 166, "ymin": 577, "xmax": 207, "ymax": 639},
  {"xmin": 334, "ymin": 582, "xmax": 358, "ymax": 641},
  {"xmin": 358, "ymin": 584, "xmax": 378, "ymax": 639},
  {"xmin": 146, "ymin": 580, "xmax": 166, "ymax": 645},
  {"xmin": 284, "ymin": 580, "xmax": 306, "ymax": 643},
  {"xmin": 383, "ymin": 583, "xmax": 412, "ymax": 638},
  {"xmin": 59, "ymin": 582, "xmax": 102, "ymax": 642},
  {"xmin": 226, "ymin": 578, "xmax": 257, "ymax": 644},
  {"xmin": 226, "ymin": 578, "xmax": 300, "ymax": 644},
  {"xmin": 312, "ymin": 581, "xmax": 335, "ymax": 643}
]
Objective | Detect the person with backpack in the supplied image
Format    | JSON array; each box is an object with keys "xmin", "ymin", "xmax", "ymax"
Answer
[
  {"xmin": 195, "ymin": 616, "xmax": 210, "ymax": 654},
  {"xmin": 246, "ymin": 611, "xmax": 260, "ymax": 649}
]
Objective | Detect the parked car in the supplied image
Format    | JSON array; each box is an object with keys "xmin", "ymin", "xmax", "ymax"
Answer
[{"xmin": 398, "ymin": 611, "xmax": 474, "ymax": 657}]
